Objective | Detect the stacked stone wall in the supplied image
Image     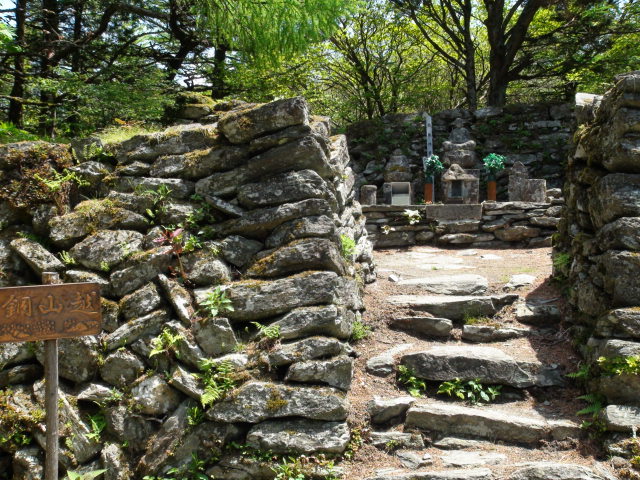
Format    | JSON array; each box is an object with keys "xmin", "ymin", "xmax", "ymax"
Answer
[
  {"xmin": 556, "ymin": 72, "xmax": 640, "ymax": 458},
  {"xmin": 364, "ymin": 197, "xmax": 564, "ymax": 249},
  {"xmin": 0, "ymin": 97, "xmax": 373, "ymax": 479},
  {"xmin": 347, "ymin": 102, "xmax": 574, "ymax": 202}
]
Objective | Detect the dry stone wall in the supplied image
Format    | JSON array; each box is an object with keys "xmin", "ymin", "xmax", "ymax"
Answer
[
  {"xmin": 557, "ymin": 71, "xmax": 640, "ymax": 459},
  {"xmin": 364, "ymin": 196, "xmax": 564, "ymax": 249},
  {"xmin": 0, "ymin": 97, "xmax": 374, "ymax": 479}
]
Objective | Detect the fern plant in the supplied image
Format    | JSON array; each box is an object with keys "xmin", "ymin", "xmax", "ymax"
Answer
[
  {"xmin": 149, "ymin": 328, "xmax": 184, "ymax": 358},
  {"xmin": 252, "ymin": 321, "xmax": 281, "ymax": 339},
  {"xmin": 196, "ymin": 359, "xmax": 236, "ymax": 407}
]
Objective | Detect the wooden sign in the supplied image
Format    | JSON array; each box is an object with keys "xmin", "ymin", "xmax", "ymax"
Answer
[{"xmin": 0, "ymin": 282, "xmax": 102, "ymax": 343}]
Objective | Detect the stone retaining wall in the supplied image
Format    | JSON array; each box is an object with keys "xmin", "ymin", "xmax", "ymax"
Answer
[
  {"xmin": 0, "ymin": 97, "xmax": 373, "ymax": 479},
  {"xmin": 364, "ymin": 198, "xmax": 564, "ymax": 249},
  {"xmin": 556, "ymin": 71, "xmax": 640, "ymax": 460}
]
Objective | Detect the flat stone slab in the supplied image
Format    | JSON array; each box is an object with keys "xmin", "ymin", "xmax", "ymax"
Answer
[
  {"xmin": 401, "ymin": 346, "xmax": 562, "ymax": 388},
  {"xmin": 387, "ymin": 294, "xmax": 519, "ymax": 321},
  {"xmin": 441, "ymin": 450, "xmax": 507, "ymax": 467},
  {"xmin": 370, "ymin": 431, "xmax": 425, "ymax": 450},
  {"xmin": 246, "ymin": 419, "xmax": 349, "ymax": 454},
  {"xmin": 368, "ymin": 396, "xmax": 416, "ymax": 424},
  {"xmin": 507, "ymin": 462, "xmax": 611, "ymax": 480},
  {"xmin": 366, "ymin": 344, "xmax": 413, "ymax": 377},
  {"xmin": 364, "ymin": 468, "xmax": 494, "ymax": 480},
  {"xmin": 396, "ymin": 274, "xmax": 488, "ymax": 295},
  {"xmin": 515, "ymin": 301, "xmax": 561, "ymax": 325},
  {"xmin": 601, "ymin": 404, "xmax": 640, "ymax": 432},
  {"xmin": 406, "ymin": 402, "xmax": 581, "ymax": 444},
  {"xmin": 432, "ymin": 437, "xmax": 485, "ymax": 450},
  {"xmin": 390, "ymin": 317, "xmax": 453, "ymax": 337},
  {"xmin": 462, "ymin": 324, "xmax": 531, "ymax": 342},
  {"xmin": 504, "ymin": 274, "xmax": 536, "ymax": 290}
]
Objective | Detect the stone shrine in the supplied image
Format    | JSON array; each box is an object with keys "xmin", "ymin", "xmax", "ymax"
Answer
[
  {"xmin": 508, "ymin": 161, "xmax": 547, "ymax": 202},
  {"xmin": 442, "ymin": 164, "xmax": 479, "ymax": 204},
  {"xmin": 442, "ymin": 118, "xmax": 477, "ymax": 168}
]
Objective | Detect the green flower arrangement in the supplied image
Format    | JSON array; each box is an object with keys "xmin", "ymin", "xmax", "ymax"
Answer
[
  {"xmin": 423, "ymin": 154, "xmax": 444, "ymax": 183},
  {"xmin": 482, "ymin": 153, "xmax": 506, "ymax": 179}
]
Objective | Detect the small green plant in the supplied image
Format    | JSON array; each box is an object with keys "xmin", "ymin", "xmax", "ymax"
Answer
[
  {"xmin": 252, "ymin": 321, "xmax": 281, "ymax": 340},
  {"xmin": 197, "ymin": 359, "xmax": 236, "ymax": 407},
  {"xmin": 138, "ymin": 184, "xmax": 172, "ymax": 221},
  {"xmin": 34, "ymin": 169, "xmax": 89, "ymax": 192},
  {"xmin": 552, "ymin": 252, "xmax": 571, "ymax": 271},
  {"xmin": 343, "ymin": 427, "xmax": 363, "ymax": 460},
  {"xmin": 86, "ymin": 413, "xmax": 106, "ymax": 442},
  {"xmin": 397, "ymin": 365, "xmax": 427, "ymax": 397},
  {"xmin": 574, "ymin": 393, "xmax": 605, "ymax": 429},
  {"xmin": 59, "ymin": 251, "xmax": 76, "ymax": 265},
  {"xmin": 340, "ymin": 234, "xmax": 356, "ymax": 259},
  {"xmin": 482, "ymin": 153, "xmax": 506, "ymax": 178},
  {"xmin": 272, "ymin": 457, "xmax": 306, "ymax": 480},
  {"xmin": 99, "ymin": 261, "xmax": 110, "ymax": 272},
  {"xmin": 402, "ymin": 209, "xmax": 421, "ymax": 225},
  {"xmin": 384, "ymin": 439, "xmax": 400, "ymax": 451},
  {"xmin": 187, "ymin": 406, "xmax": 204, "ymax": 426},
  {"xmin": 381, "ymin": 225, "xmax": 395, "ymax": 235},
  {"xmin": 350, "ymin": 320, "xmax": 371, "ymax": 342},
  {"xmin": 65, "ymin": 470, "xmax": 107, "ymax": 480},
  {"xmin": 437, "ymin": 378, "xmax": 501, "ymax": 405},
  {"xmin": 566, "ymin": 362, "xmax": 592, "ymax": 380},
  {"xmin": 597, "ymin": 355, "xmax": 640, "ymax": 376},
  {"xmin": 200, "ymin": 286, "xmax": 234, "ymax": 318},
  {"xmin": 149, "ymin": 328, "xmax": 184, "ymax": 358},
  {"xmin": 183, "ymin": 234, "xmax": 202, "ymax": 253}
]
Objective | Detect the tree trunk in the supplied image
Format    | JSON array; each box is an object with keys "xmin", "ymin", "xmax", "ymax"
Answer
[
  {"xmin": 39, "ymin": 0, "xmax": 60, "ymax": 137},
  {"xmin": 210, "ymin": 44, "xmax": 228, "ymax": 99},
  {"xmin": 8, "ymin": 0, "xmax": 27, "ymax": 127}
]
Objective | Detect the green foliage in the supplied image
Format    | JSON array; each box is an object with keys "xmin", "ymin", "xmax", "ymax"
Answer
[
  {"xmin": 397, "ymin": 365, "xmax": 427, "ymax": 397},
  {"xmin": 34, "ymin": 169, "xmax": 89, "ymax": 192},
  {"xmin": 402, "ymin": 209, "xmax": 421, "ymax": 225},
  {"xmin": 197, "ymin": 360, "xmax": 236, "ymax": 407},
  {"xmin": 597, "ymin": 356, "xmax": 640, "ymax": 376},
  {"xmin": 59, "ymin": 251, "xmax": 77, "ymax": 265},
  {"xmin": 437, "ymin": 378, "xmax": 502, "ymax": 405},
  {"xmin": 423, "ymin": 154, "xmax": 444, "ymax": 179},
  {"xmin": 340, "ymin": 234, "xmax": 356, "ymax": 260},
  {"xmin": 252, "ymin": 322, "xmax": 281, "ymax": 340},
  {"xmin": 187, "ymin": 406, "xmax": 205, "ymax": 427},
  {"xmin": 99, "ymin": 261, "xmax": 110, "ymax": 272},
  {"xmin": 350, "ymin": 320, "xmax": 371, "ymax": 342},
  {"xmin": 463, "ymin": 315, "xmax": 497, "ymax": 326},
  {"xmin": 200, "ymin": 286, "xmax": 234, "ymax": 318},
  {"xmin": 97, "ymin": 124, "xmax": 159, "ymax": 145},
  {"xmin": 149, "ymin": 328, "xmax": 184, "ymax": 358},
  {"xmin": 566, "ymin": 362, "xmax": 592, "ymax": 380},
  {"xmin": 482, "ymin": 153, "xmax": 506, "ymax": 176},
  {"xmin": 552, "ymin": 252, "xmax": 572, "ymax": 270},
  {"xmin": 139, "ymin": 184, "xmax": 173, "ymax": 221},
  {"xmin": 0, "ymin": 122, "xmax": 40, "ymax": 144},
  {"xmin": 86, "ymin": 413, "xmax": 106, "ymax": 442},
  {"xmin": 65, "ymin": 470, "xmax": 107, "ymax": 480},
  {"xmin": 343, "ymin": 427, "xmax": 363, "ymax": 460},
  {"xmin": 271, "ymin": 457, "xmax": 306, "ymax": 480}
]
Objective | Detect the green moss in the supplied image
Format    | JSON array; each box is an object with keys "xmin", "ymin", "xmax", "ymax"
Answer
[{"xmin": 265, "ymin": 387, "xmax": 288, "ymax": 411}]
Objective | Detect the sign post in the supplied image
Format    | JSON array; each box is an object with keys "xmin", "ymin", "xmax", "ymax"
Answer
[{"xmin": 0, "ymin": 274, "xmax": 101, "ymax": 480}]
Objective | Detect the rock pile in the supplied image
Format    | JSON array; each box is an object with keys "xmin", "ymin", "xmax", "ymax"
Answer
[{"xmin": 0, "ymin": 97, "xmax": 373, "ymax": 478}]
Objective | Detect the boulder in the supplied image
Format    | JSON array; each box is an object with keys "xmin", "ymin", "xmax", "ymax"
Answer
[
  {"xmin": 9, "ymin": 238, "xmax": 64, "ymax": 275},
  {"xmin": 368, "ymin": 396, "xmax": 416, "ymax": 424},
  {"xmin": 192, "ymin": 317, "xmax": 237, "ymax": 356},
  {"xmin": 131, "ymin": 375, "xmax": 182, "ymax": 415},
  {"xmin": 100, "ymin": 350, "xmax": 145, "ymax": 388},
  {"xmin": 218, "ymin": 235, "xmax": 263, "ymax": 268},
  {"xmin": 462, "ymin": 325, "xmax": 531, "ymax": 342},
  {"xmin": 601, "ymin": 405, "xmax": 640, "ymax": 432},
  {"xmin": 181, "ymin": 249, "xmax": 230, "ymax": 286},
  {"xmin": 600, "ymin": 250, "xmax": 640, "ymax": 306},
  {"xmin": 246, "ymin": 419, "xmax": 349, "ymax": 454},
  {"xmin": 237, "ymin": 169, "xmax": 334, "ymax": 208},
  {"xmin": 204, "ymin": 198, "xmax": 333, "ymax": 240},
  {"xmin": 508, "ymin": 462, "xmax": 609, "ymax": 480},
  {"xmin": 370, "ymin": 431, "xmax": 425, "ymax": 450},
  {"xmin": 104, "ymin": 309, "xmax": 170, "ymax": 351},
  {"xmin": 206, "ymin": 271, "xmax": 341, "ymax": 321},
  {"xmin": 0, "ymin": 342, "xmax": 35, "ymax": 370},
  {"xmin": 101, "ymin": 443, "xmax": 131, "ymax": 480},
  {"xmin": 396, "ymin": 274, "xmax": 488, "ymax": 295},
  {"xmin": 65, "ymin": 270, "xmax": 113, "ymax": 298},
  {"xmin": 389, "ymin": 317, "xmax": 453, "ymax": 337},
  {"xmin": 401, "ymin": 346, "xmax": 562, "ymax": 388},
  {"xmin": 109, "ymin": 247, "xmax": 172, "ymax": 296},
  {"xmin": 270, "ymin": 305, "xmax": 353, "ymax": 340},
  {"xmin": 267, "ymin": 336, "xmax": 349, "ymax": 367},
  {"xmin": 441, "ymin": 451, "xmax": 506, "ymax": 467},
  {"xmin": 119, "ymin": 282, "xmax": 162, "ymax": 320},
  {"xmin": 150, "ymin": 146, "xmax": 248, "ymax": 179},
  {"xmin": 596, "ymin": 308, "xmax": 640, "ymax": 339},
  {"xmin": 168, "ymin": 365, "xmax": 203, "ymax": 400},
  {"xmin": 218, "ymin": 97, "xmax": 309, "ymax": 144},
  {"xmin": 35, "ymin": 336, "xmax": 99, "ymax": 383},
  {"xmin": 589, "ymin": 174, "xmax": 640, "ymax": 228},
  {"xmin": 247, "ymin": 238, "xmax": 345, "ymax": 277},
  {"xmin": 265, "ymin": 215, "xmax": 336, "ymax": 248},
  {"xmin": 206, "ymin": 382, "xmax": 348, "ymax": 423},
  {"xmin": 285, "ymin": 355, "xmax": 353, "ymax": 390},
  {"xmin": 596, "ymin": 217, "xmax": 640, "ymax": 251},
  {"xmin": 105, "ymin": 406, "xmax": 159, "ymax": 453},
  {"xmin": 494, "ymin": 226, "xmax": 541, "ymax": 242},
  {"xmin": 158, "ymin": 274, "xmax": 194, "ymax": 324},
  {"xmin": 12, "ymin": 447, "xmax": 43, "ymax": 480}
]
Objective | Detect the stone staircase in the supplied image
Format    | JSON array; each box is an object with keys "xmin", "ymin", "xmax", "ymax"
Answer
[{"xmin": 348, "ymin": 246, "xmax": 616, "ymax": 480}]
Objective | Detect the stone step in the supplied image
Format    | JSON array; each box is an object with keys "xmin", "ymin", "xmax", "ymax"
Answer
[
  {"xmin": 387, "ymin": 294, "xmax": 519, "ymax": 321},
  {"xmin": 461, "ymin": 324, "xmax": 532, "ymax": 342},
  {"xmin": 405, "ymin": 401, "xmax": 580, "ymax": 445},
  {"xmin": 364, "ymin": 468, "xmax": 494, "ymax": 480},
  {"xmin": 515, "ymin": 300, "xmax": 561, "ymax": 325},
  {"xmin": 401, "ymin": 345, "xmax": 564, "ymax": 388},
  {"xmin": 396, "ymin": 274, "xmax": 488, "ymax": 295},
  {"xmin": 390, "ymin": 316, "xmax": 453, "ymax": 337}
]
